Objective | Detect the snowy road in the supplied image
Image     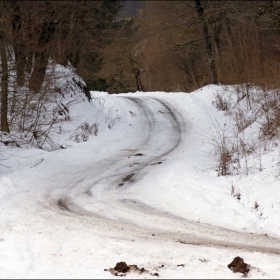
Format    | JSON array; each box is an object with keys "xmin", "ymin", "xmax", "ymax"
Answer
[
  {"xmin": 2, "ymin": 93, "xmax": 280, "ymax": 278},
  {"xmin": 36, "ymin": 96, "xmax": 280, "ymax": 256}
]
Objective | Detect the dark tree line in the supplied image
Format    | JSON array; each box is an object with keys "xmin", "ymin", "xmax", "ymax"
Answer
[
  {"xmin": 0, "ymin": 0, "xmax": 123, "ymax": 133},
  {"xmin": 8, "ymin": 1, "xmax": 123, "ymax": 92},
  {"xmin": 96, "ymin": 1, "xmax": 280, "ymax": 93},
  {"xmin": 2, "ymin": 0, "xmax": 280, "ymax": 136}
]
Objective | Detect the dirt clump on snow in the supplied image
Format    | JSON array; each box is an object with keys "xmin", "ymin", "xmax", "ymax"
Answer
[
  {"xmin": 114, "ymin": 262, "xmax": 130, "ymax": 273},
  {"xmin": 105, "ymin": 261, "xmax": 158, "ymax": 277},
  {"xmin": 228, "ymin": 256, "xmax": 250, "ymax": 275}
]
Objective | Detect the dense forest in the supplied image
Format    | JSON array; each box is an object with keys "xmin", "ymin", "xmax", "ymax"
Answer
[
  {"xmin": 1, "ymin": 0, "xmax": 280, "ymax": 149},
  {"xmin": 3, "ymin": 1, "xmax": 280, "ymax": 93},
  {"xmin": 96, "ymin": 0, "xmax": 280, "ymax": 93},
  {"xmin": 0, "ymin": 0, "xmax": 123, "ymax": 142}
]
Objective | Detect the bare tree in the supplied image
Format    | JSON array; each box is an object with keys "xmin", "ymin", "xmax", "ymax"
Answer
[
  {"xmin": 0, "ymin": 0, "xmax": 9, "ymax": 132},
  {"xmin": 195, "ymin": 0, "xmax": 218, "ymax": 85}
]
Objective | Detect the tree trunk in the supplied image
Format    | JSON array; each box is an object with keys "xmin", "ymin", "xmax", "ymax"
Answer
[
  {"xmin": 195, "ymin": 0, "xmax": 219, "ymax": 85},
  {"xmin": 12, "ymin": 1, "xmax": 26, "ymax": 86},
  {"xmin": 29, "ymin": 51, "xmax": 49, "ymax": 94},
  {"xmin": 134, "ymin": 69, "xmax": 144, "ymax": 91},
  {"xmin": 29, "ymin": 20, "xmax": 57, "ymax": 93},
  {"xmin": 71, "ymin": 36, "xmax": 82, "ymax": 69},
  {"xmin": 0, "ymin": 10, "xmax": 10, "ymax": 133}
]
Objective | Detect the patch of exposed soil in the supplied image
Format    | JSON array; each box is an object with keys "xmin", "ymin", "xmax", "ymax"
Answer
[
  {"xmin": 151, "ymin": 161, "xmax": 162, "ymax": 165},
  {"xmin": 105, "ymin": 261, "xmax": 157, "ymax": 277},
  {"xmin": 228, "ymin": 256, "xmax": 250, "ymax": 275},
  {"xmin": 57, "ymin": 198, "xmax": 73, "ymax": 212},
  {"xmin": 119, "ymin": 173, "xmax": 135, "ymax": 186}
]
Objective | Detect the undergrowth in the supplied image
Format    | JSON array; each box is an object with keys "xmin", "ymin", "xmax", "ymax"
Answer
[{"xmin": 212, "ymin": 84, "xmax": 280, "ymax": 177}]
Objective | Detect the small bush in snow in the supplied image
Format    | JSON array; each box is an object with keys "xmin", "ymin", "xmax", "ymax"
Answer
[
  {"xmin": 213, "ymin": 84, "xmax": 280, "ymax": 176},
  {"xmin": 69, "ymin": 121, "xmax": 98, "ymax": 143}
]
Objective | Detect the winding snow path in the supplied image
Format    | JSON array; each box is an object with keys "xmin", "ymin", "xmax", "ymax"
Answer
[
  {"xmin": 1, "ymin": 95, "xmax": 280, "ymax": 278},
  {"xmin": 40, "ymin": 97, "xmax": 280, "ymax": 255}
]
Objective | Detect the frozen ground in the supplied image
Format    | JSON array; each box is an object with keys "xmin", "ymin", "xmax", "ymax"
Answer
[{"xmin": 0, "ymin": 84, "xmax": 280, "ymax": 279}]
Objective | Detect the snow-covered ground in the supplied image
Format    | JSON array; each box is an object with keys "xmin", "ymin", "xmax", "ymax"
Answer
[{"xmin": 0, "ymin": 82, "xmax": 280, "ymax": 279}]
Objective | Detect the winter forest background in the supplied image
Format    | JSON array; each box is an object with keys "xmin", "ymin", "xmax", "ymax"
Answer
[{"xmin": 1, "ymin": 0, "xmax": 280, "ymax": 166}]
